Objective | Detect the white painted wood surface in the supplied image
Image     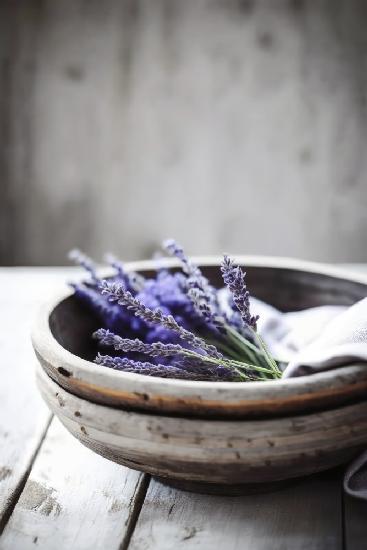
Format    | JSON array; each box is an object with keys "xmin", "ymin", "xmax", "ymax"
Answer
[
  {"xmin": 1, "ymin": 0, "xmax": 367, "ymax": 265},
  {"xmin": 0, "ymin": 419, "xmax": 147, "ymax": 550},
  {"xmin": 1, "ymin": 266, "xmax": 367, "ymax": 549},
  {"xmin": 0, "ymin": 270, "xmax": 70, "ymax": 531},
  {"xmin": 129, "ymin": 475, "xmax": 342, "ymax": 550}
]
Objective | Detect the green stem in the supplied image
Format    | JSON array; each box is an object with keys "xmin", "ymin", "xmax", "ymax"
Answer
[
  {"xmin": 170, "ymin": 326, "xmax": 281, "ymax": 381},
  {"xmin": 206, "ymin": 338, "xmax": 245, "ymax": 362},
  {"xmin": 225, "ymin": 325, "xmax": 270, "ymax": 379},
  {"xmin": 225, "ymin": 329, "xmax": 258, "ymax": 364},
  {"xmin": 185, "ymin": 348, "xmax": 276, "ymax": 378},
  {"xmin": 224, "ymin": 325, "xmax": 262, "ymax": 356},
  {"xmin": 250, "ymin": 329, "xmax": 282, "ymax": 377},
  {"xmin": 223, "ymin": 358, "xmax": 277, "ymax": 376}
]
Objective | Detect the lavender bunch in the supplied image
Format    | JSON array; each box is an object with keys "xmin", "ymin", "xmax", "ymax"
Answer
[
  {"xmin": 162, "ymin": 241, "xmax": 280, "ymax": 376},
  {"xmin": 97, "ymin": 280, "xmax": 278, "ymax": 380},
  {"xmin": 99, "ymin": 280, "xmax": 223, "ymax": 360},
  {"xmin": 70, "ymin": 240, "xmax": 281, "ymax": 382}
]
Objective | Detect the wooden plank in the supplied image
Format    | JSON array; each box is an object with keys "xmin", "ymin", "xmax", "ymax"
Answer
[
  {"xmin": 343, "ymin": 494, "xmax": 367, "ymax": 550},
  {"xmin": 0, "ymin": 269, "xmax": 74, "ymax": 533},
  {"xmin": 129, "ymin": 472, "xmax": 342, "ymax": 550},
  {"xmin": 0, "ymin": 1, "xmax": 41, "ymax": 265},
  {"xmin": 0, "ymin": 418, "xmax": 149, "ymax": 550},
  {"xmin": 2, "ymin": 1, "xmax": 367, "ymax": 265}
]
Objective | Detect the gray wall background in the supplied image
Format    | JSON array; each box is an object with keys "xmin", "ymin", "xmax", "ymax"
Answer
[{"xmin": 1, "ymin": 0, "xmax": 367, "ymax": 266}]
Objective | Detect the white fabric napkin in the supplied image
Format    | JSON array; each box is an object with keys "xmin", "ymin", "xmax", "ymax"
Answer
[{"xmin": 251, "ymin": 296, "xmax": 367, "ymax": 500}]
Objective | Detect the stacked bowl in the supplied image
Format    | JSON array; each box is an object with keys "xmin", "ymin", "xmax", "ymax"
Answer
[{"xmin": 32, "ymin": 257, "xmax": 367, "ymax": 494}]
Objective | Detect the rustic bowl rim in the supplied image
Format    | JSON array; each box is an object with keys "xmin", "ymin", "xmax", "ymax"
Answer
[{"xmin": 31, "ymin": 255, "xmax": 367, "ymax": 405}]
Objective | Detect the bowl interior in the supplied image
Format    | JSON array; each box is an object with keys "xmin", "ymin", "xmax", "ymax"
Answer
[{"xmin": 50, "ymin": 263, "xmax": 367, "ymax": 364}]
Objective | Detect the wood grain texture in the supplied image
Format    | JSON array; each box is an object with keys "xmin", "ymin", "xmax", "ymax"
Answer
[
  {"xmin": 129, "ymin": 473, "xmax": 342, "ymax": 550},
  {"xmin": 0, "ymin": 269, "xmax": 71, "ymax": 533},
  {"xmin": 1, "ymin": 266, "xmax": 367, "ymax": 549},
  {"xmin": 0, "ymin": 1, "xmax": 41, "ymax": 265},
  {"xmin": 0, "ymin": 418, "xmax": 148, "ymax": 550},
  {"xmin": 1, "ymin": 0, "xmax": 367, "ymax": 265}
]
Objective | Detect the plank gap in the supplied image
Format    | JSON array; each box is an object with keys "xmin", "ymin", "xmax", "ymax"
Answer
[
  {"xmin": 129, "ymin": 470, "xmax": 343, "ymax": 550},
  {"xmin": 0, "ymin": 414, "xmax": 53, "ymax": 538},
  {"xmin": 119, "ymin": 475, "xmax": 151, "ymax": 550},
  {"xmin": 1, "ymin": 419, "xmax": 149, "ymax": 550}
]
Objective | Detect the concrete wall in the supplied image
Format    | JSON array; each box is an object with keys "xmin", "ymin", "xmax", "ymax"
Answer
[{"xmin": 1, "ymin": 0, "xmax": 367, "ymax": 265}]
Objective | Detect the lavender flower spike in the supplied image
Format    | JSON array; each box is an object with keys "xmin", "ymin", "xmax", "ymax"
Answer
[
  {"xmin": 163, "ymin": 239, "xmax": 211, "ymax": 291},
  {"xmin": 163, "ymin": 239, "xmax": 195, "ymax": 275},
  {"xmin": 221, "ymin": 255, "xmax": 259, "ymax": 329},
  {"xmin": 95, "ymin": 354, "xmax": 225, "ymax": 381},
  {"xmin": 163, "ymin": 239, "xmax": 223, "ymax": 328},
  {"xmin": 94, "ymin": 328, "xmax": 191, "ymax": 358},
  {"xmin": 68, "ymin": 249, "xmax": 98, "ymax": 283},
  {"xmin": 105, "ymin": 253, "xmax": 145, "ymax": 292},
  {"xmin": 99, "ymin": 280, "xmax": 223, "ymax": 359}
]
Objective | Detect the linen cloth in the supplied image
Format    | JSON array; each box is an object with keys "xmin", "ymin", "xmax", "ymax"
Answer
[{"xmin": 249, "ymin": 296, "xmax": 367, "ymax": 500}]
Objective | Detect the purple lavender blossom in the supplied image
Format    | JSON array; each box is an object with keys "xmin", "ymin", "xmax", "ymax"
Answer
[
  {"xmin": 69, "ymin": 244, "xmax": 279, "ymax": 383},
  {"xmin": 187, "ymin": 286, "xmax": 226, "ymax": 335},
  {"xmin": 94, "ymin": 328, "xmax": 190, "ymax": 358},
  {"xmin": 68, "ymin": 250, "xmax": 136, "ymax": 333},
  {"xmin": 69, "ymin": 249, "xmax": 98, "ymax": 283},
  {"xmin": 99, "ymin": 280, "xmax": 223, "ymax": 359},
  {"xmin": 134, "ymin": 270, "xmax": 205, "ymax": 343},
  {"xmin": 70, "ymin": 250, "xmax": 214, "ymax": 352},
  {"xmin": 221, "ymin": 256, "xmax": 259, "ymax": 329},
  {"xmin": 105, "ymin": 253, "xmax": 145, "ymax": 292},
  {"xmin": 172, "ymin": 356, "xmax": 240, "ymax": 380},
  {"xmin": 95, "ymin": 353, "xmax": 238, "ymax": 381},
  {"xmin": 163, "ymin": 239, "xmax": 224, "ymax": 330},
  {"xmin": 71, "ymin": 283, "xmax": 132, "ymax": 333},
  {"xmin": 163, "ymin": 239, "xmax": 196, "ymax": 274},
  {"xmin": 94, "ymin": 329, "xmax": 243, "ymax": 380},
  {"xmin": 163, "ymin": 239, "xmax": 213, "ymax": 297},
  {"xmin": 95, "ymin": 354, "xmax": 195, "ymax": 379}
]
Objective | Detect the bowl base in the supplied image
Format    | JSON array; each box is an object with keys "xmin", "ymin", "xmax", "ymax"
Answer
[{"xmin": 154, "ymin": 476, "xmax": 301, "ymax": 496}]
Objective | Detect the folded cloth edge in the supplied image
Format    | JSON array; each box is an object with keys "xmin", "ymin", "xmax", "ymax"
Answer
[
  {"xmin": 344, "ymin": 450, "xmax": 367, "ymax": 500},
  {"xmin": 283, "ymin": 342, "xmax": 367, "ymax": 378}
]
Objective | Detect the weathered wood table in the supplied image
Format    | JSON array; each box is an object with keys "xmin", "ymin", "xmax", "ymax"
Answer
[{"xmin": 1, "ymin": 267, "xmax": 367, "ymax": 550}]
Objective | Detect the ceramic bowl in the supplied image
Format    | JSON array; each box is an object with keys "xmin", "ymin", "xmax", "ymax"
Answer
[
  {"xmin": 32, "ymin": 257, "xmax": 367, "ymax": 419},
  {"xmin": 36, "ymin": 361, "xmax": 367, "ymax": 494},
  {"xmin": 32, "ymin": 257, "xmax": 367, "ymax": 493}
]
